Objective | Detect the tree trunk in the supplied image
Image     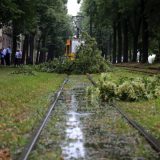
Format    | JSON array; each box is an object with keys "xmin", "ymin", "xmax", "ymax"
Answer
[
  {"xmin": 112, "ymin": 22, "xmax": 117, "ymax": 63},
  {"xmin": 47, "ymin": 45, "xmax": 54, "ymax": 61},
  {"xmin": 36, "ymin": 38, "xmax": 41, "ymax": 64},
  {"xmin": 39, "ymin": 35, "xmax": 46, "ymax": 63},
  {"xmin": 142, "ymin": 17, "xmax": 149, "ymax": 63},
  {"xmin": 29, "ymin": 34, "xmax": 35, "ymax": 64},
  {"xmin": 141, "ymin": 0, "xmax": 149, "ymax": 63},
  {"xmin": 117, "ymin": 21, "xmax": 122, "ymax": 63},
  {"xmin": 12, "ymin": 23, "xmax": 17, "ymax": 63},
  {"xmin": 109, "ymin": 34, "xmax": 112, "ymax": 61},
  {"xmin": 132, "ymin": 35, "xmax": 138, "ymax": 62},
  {"xmin": 22, "ymin": 34, "xmax": 29, "ymax": 64},
  {"xmin": 123, "ymin": 18, "xmax": 128, "ymax": 62}
]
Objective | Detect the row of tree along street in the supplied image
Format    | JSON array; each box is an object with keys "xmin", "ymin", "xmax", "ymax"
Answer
[
  {"xmin": 80, "ymin": 0, "xmax": 160, "ymax": 63},
  {"xmin": 0, "ymin": 0, "xmax": 72, "ymax": 64}
]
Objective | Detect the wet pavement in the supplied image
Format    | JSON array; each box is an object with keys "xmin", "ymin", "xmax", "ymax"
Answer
[{"xmin": 29, "ymin": 75, "xmax": 159, "ymax": 160}]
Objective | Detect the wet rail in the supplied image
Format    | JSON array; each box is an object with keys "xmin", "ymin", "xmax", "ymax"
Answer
[
  {"xmin": 19, "ymin": 78, "xmax": 68, "ymax": 160},
  {"xmin": 18, "ymin": 75, "xmax": 159, "ymax": 160},
  {"xmin": 86, "ymin": 74, "xmax": 160, "ymax": 155}
]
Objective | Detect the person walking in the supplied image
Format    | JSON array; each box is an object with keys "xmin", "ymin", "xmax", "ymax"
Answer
[
  {"xmin": 18, "ymin": 50, "xmax": 22, "ymax": 65},
  {"xmin": 1, "ymin": 48, "xmax": 6, "ymax": 65},
  {"xmin": 5, "ymin": 46, "xmax": 11, "ymax": 65},
  {"xmin": 15, "ymin": 49, "xmax": 19, "ymax": 66},
  {"xmin": 0, "ymin": 49, "xmax": 5, "ymax": 65}
]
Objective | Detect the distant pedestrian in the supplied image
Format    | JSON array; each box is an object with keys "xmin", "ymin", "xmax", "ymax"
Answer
[
  {"xmin": 15, "ymin": 50, "xmax": 19, "ymax": 66},
  {"xmin": 5, "ymin": 46, "xmax": 11, "ymax": 65},
  {"xmin": 18, "ymin": 50, "xmax": 22, "ymax": 65},
  {"xmin": 0, "ymin": 49, "xmax": 5, "ymax": 65},
  {"xmin": 15, "ymin": 49, "xmax": 22, "ymax": 66},
  {"xmin": 1, "ymin": 48, "xmax": 6, "ymax": 65},
  {"xmin": 137, "ymin": 50, "xmax": 140, "ymax": 63}
]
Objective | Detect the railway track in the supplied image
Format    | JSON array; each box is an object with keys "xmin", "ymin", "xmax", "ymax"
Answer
[
  {"xmin": 114, "ymin": 65, "xmax": 160, "ymax": 75},
  {"xmin": 86, "ymin": 74, "xmax": 160, "ymax": 155},
  {"xmin": 18, "ymin": 75, "xmax": 159, "ymax": 160},
  {"xmin": 19, "ymin": 77, "xmax": 68, "ymax": 160}
]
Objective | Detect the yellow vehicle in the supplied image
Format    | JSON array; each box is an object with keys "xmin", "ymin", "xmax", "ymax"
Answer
[{"xmin": 65, "ymin": 38, "xmax": 80, "ymax": 60}]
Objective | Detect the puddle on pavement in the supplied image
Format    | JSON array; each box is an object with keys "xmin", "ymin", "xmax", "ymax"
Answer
[{"xmin": 29, "ymin": 77, "xmax": 159, "ymax": 160}]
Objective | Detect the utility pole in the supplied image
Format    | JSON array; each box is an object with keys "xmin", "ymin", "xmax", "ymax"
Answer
[{"xmin": 72, "ymin": 15, "xmax": 84, "ymax": 38}]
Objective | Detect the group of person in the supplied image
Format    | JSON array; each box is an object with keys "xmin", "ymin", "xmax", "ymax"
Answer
[
  {"xmin": 0, "ymin": 47, "xmax": 11, "ymax": 65},
  {"xmin": 0, "ymin": 47, "xmax": 23, "ymax": 66}
]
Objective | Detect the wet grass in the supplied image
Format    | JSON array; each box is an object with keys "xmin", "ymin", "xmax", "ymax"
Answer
[
  {"xmin": 92, "ymin": 68, "xmax": 160, "ymax": 140},
  {"xmin": 0, "ymin": 67, "xmax": 66, "ymax": 159}
]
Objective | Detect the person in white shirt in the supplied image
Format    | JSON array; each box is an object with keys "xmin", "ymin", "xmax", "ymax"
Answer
[
  {"xmin": 137, "ymin": 50, "xmax": 140, "ymax": 63},
  {"xmin": 0, "ymin": 48, "xmax": 5, "ymax": 65},
  {"xmin": 5, "ymin": 46, "xmax": 11, "ymax": 65},
  {"xmin": 15, "ymin": 49, "xmax": 23, "ymax": 66},
  {"xmin": 18, "ymin": 50, "xmax": 22, "ymax": 65},
  {"xmin": 15, "ymin": 50, "xmax": 19, "ymax": 66},
  {"xmin": 1, "ymin": 48, "xmax": 6, "ymax": 65}
]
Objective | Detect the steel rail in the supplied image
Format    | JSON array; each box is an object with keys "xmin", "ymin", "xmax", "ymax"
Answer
[
  {"xmin": 19, "ymin": 78, "xmax": 68, "ymax": 160},
  {"xmin": 112, "ymin": 103, "xmax": 160, "ymax": 154},
  {"xmin": 86, "ymin": 74, "xmax": 160, "ymax": 155}
]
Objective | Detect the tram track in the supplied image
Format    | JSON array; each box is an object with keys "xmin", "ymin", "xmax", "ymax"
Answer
[
  {"xmin": 18, "ymin": 74, "xmax": 159, "ymax": 159},
  {"xmin": 19, "ymin": 77, "xmax": 68, "ymax": 160},
  {"xmin": 114, "ymin": 65, "xmax": 160, "ymax": 75},
  {"xmin": 86, "ymin": 73, "xmax": 160, "ymax": 156}
]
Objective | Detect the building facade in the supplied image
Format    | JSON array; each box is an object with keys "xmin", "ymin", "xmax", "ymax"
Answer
[{"xmin": 0, "ymin": 27, "xmax": 12, "ymax": 49}]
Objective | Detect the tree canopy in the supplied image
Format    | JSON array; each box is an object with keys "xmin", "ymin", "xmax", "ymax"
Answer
[
  {"xmin": 0, "ymin": 0, "xmax": 72, "ymax": 64},
  {"xmin": 80, "ymin": 0, "xmax": 160, "ymax": 63}
]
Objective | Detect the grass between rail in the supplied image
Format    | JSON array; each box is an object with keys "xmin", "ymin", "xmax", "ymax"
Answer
[
  {"xmin": 92, "ymin": 68, "xmax": 160, "ymax": 140},
  {"xmin": 0, "ymin": 67, "xmax": 66, "ymax": 159}
]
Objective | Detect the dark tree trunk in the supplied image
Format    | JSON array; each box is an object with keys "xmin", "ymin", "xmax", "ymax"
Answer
[
  {"xmin": 129, "ymin": 48, "xmax": 132, "ymax": 62},
  {"xmin": 47, "ymin": 45, "xmax": 54, "ymax": 61},
  {"xmin": 39, "ymin": 35, "xmax": 46, "ymax": 63},
  {"xmin": 142, "ymin": 17, "xmax": 149, "ymax": 63},
  {"xmin": 109, "ymin": 34, "xmax": 112, "ymax": 61},
  {"xmin": 123, "ymin": 18, "xmax": 128, "ymax": 62},
  {"xmin": 36, "ymin": 38, "xmax": 41, "ymax": 64},
  {"xmin": 12, "ymin": 23, "xmax": 17, "ymax": 63},
  {"xmin": 117, "ymin": 21, "xmax": 122, "ymax": 63},
  {"xmin": 29, "ymin": 34, "xmax": 35, "ymax": 64},
  {"xmin": 22, "ymin": 35, "xmax": 29, "ymax": 64},
  {"xmin": 141, "ymin": 0, "xmax": 149, "ymax": 63},
  {"xmin": 129, "ymin": 6, "xmax": 142, "ymax": 62},
  {"xmin": 132, "ymin": 35, "xmax": 138, "ymax": 62},
  {"xmin": 112, "ymin": 22, "xmax": 117, "ymax": 63}
]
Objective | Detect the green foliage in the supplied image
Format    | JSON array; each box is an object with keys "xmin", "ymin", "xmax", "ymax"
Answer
[
  {"xmin": 73, "ymin": 33, "xmax": 110, "ymax": 73},
  {"xmin": 10, "ymin": 68, "xmax": 36, "ymax": 76},
  {"xmin": 36, "ymin": 58, "xmax": 72, "ymax": 73},
  {"xmin": 40, "ymin": 47, "xmax": 48, "ymax": 53},
  {"xmin": 37, "ymin": 33, "xmax": 110, "ymax": 74},
  {"xmin": 89, "ymin": 73, "xmax": 160, "ymax": 102}
]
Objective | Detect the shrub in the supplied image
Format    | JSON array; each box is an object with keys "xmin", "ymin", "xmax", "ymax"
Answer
[
  {"xmin": 88, "ymin": 73, "xmax": 160, "ymax": 102},
  {"xmin": 99, "ymin": 81, "xmax": 117, "ymax": 101}
]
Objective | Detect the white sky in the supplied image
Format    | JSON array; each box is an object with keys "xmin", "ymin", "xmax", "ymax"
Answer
[{"xmin": 67, "ymin": 0, "xmax": 82, "ymax": 16}]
